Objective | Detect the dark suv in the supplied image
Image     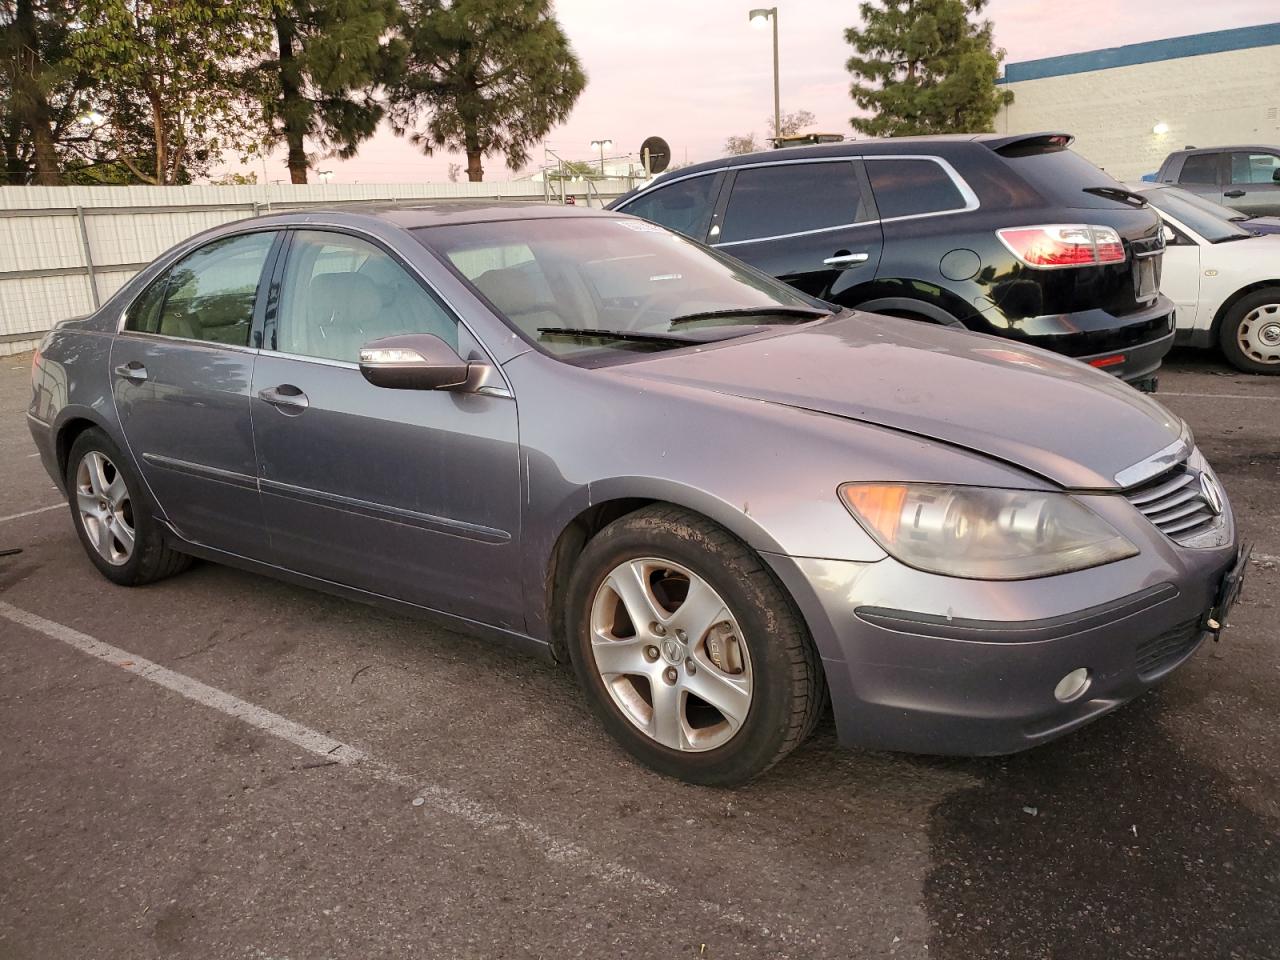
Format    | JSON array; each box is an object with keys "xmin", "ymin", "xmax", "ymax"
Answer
[{"xmin": 608, "ymin": 132, "xmax": 1174, "ymax": 389}]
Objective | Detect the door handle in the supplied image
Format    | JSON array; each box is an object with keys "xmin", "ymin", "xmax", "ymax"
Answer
[
  {"xmin": 1224, "ymin": 189, "xmax": 1246, "ymax": 198},
  {"xmin": 823, "ymin": 251, "xmax": 870, "ymax": 268},
  {"xmin": 257, "ymin": 384, "xmax": 309, "ymax": 412},
  {"xmin": 113, "ymin": 361, "xmax": 148, "ymax": 382}
]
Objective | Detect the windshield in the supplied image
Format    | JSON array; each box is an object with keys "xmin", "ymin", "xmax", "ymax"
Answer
[
  {"xmin": 416, "ymin": 217, "xmax": 827, "ymax": 362},
  {"xmin": 1140, "ymin": 187, "xmax": 1253, "ymax": 243}
]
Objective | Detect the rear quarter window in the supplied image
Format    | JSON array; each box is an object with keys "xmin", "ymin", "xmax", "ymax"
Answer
[
  {"xmin": 1178, "ymin": 153, "xmax": 1221, "ymax": 184},
  {"xmin": 865, "ymin": 159, "xmax": 967, "ymax": 219}
]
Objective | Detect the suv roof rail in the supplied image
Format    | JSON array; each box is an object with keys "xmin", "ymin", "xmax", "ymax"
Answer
[{"xmin": 983, "ymin": 132, "xmax": 1075, "ymax": 157}]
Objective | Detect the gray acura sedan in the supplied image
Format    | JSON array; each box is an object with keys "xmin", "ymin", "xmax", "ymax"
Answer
[{"xmin": 27, "ymin": 203, "xmax": 1247, "ymax": 785}]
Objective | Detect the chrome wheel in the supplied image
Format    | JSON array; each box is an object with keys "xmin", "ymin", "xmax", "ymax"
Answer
[
  {"xmin": 589, "ymin": 558, "xmax": 752, "ymax": 752},
  {"xmin": 75, "ymin": 450, "xmax": 134, "ymax": 566},
  {"xmin": 1237, "ymin": 303, "xmax": 1280, "ymax": 366}
]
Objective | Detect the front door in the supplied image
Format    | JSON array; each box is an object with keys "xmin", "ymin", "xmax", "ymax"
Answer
[
  {"xmin": 1225, "ymin": 151, "xmax": 1280, "ymax": 218},
  {"xmin": 711, "ymin": 159, "xmax": 884, "ymax": 299},
  {"xmin": 111, "ymin": 230, "xmax": 279, "ymax": 558},
  {"xmin": 250, "ymin": 229, "xmax": 524, "ymax": 628}
]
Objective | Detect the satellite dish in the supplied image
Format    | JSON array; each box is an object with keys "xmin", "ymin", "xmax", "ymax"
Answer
[{"xmin": 639, "ymin": 136, "xmax": 670, "ymax": 175}]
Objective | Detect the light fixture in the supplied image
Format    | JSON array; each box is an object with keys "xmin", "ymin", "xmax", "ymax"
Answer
[
  {"xmin": 747, "ymin": 8, "xmax": 780, "ymax": 145},
  {"xmin": 1152, "ymin": 122, "xmax": 1170, "ymax": 136},
  {"xmin": 590, "ymin": 139, "xmax": 613, "ymax": 174}
]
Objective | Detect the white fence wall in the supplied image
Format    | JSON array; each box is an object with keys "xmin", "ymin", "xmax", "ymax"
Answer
[{"xmin": 0, "ymin": 178, "xmax": 634, "ymax": 356}]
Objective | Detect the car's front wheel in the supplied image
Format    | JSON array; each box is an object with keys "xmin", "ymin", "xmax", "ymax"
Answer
[
  {"xmin": 1219, "ymin": 289, "xmax": 1280, "ymax": 374},
  {"xmin": 565, "ymin": 505, "xmax": 825, "ymax": 785},
  {"xmin": 66, "ymin": 428, "xmax": 191, "ymax": 586}
]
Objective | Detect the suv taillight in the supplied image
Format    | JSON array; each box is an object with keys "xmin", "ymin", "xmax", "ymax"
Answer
[{"xmin": 996, "ymin": 225, "xmax": 1126, "ymax": 268}]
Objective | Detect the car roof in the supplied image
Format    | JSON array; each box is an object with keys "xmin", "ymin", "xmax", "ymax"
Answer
[
  {"xmin": 1171, "ymin": 145, "xmax": 1279, "ymax": 155},
  {"xmin": 616, "ymin": 132, "xmax": 1073, "ymax": 201},
  {"xmin": 236, "ymin": 200, "xmax": 622, "ymax": 232}
]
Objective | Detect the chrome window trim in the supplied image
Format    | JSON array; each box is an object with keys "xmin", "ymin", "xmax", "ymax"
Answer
[
  {"xmin": 114, "ymin": 220, "xmax": 516, "ymax": 398},
  {"xmin": 115, "ymin": 327, "xmax": 261, "ymax": 355},
  {"xmin": 613, "ymin": 168, "xmax": 730, "ymax": 209},
  {"xmin": 704, "ymin": 154, "xmax": 979, "ymax": 248}
]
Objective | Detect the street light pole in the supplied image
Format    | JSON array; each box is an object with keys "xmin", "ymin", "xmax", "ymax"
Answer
[
  {"xmin": 590, "ymin": 138, "xmax": 613, "ymax": 174},
  {"xmin": 749, "ymin": 7, "xmax": 780, "ymax": 144}
]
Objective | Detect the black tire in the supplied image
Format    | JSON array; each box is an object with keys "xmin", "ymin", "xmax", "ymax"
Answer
[
  {"xmin": 1218, "ymin": 289, "xmax": 1280, "ymax": 374},
  {"xmin": 564, "ymin": 504, "xmax": 826, "ymax": 786},
  {"xmin": 65, "ymin": 428, "xmax": 191, "ymax": 586}
]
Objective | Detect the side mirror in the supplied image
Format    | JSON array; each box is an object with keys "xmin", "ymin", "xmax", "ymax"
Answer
[
  {"xmin": 1161, "ymin": 224, "xmax": 1177, "ymax": 245},
  {"xmin": 359, "ymin": 334, "xmax": 480, "ymax": 391}
]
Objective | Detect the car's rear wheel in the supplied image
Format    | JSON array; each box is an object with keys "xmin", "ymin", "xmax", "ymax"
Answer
[
  {"xmin": 565, "ymin": 505, "xmax": 825, "ymax": 785},
  {"xmin": 1219, "ymin": 289, "xmax": 1280, "ymax": 374},
  {"xmin": 66, "ymin": 429, "xmax": 191, "ymax": 586}
]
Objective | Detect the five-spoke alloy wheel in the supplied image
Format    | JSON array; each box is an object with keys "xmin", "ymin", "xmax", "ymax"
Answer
[
  {"xmin": 65, "ymin": 428, "xmax": 190, "ymax": 586},
  {"xmin": 75, "ymin": 450, "xmax": 135, "ymax": 566},
  {"xmin": 566, "ymin": 505, "xmax": 825, "ymax": 785},
  {"xmin": 589, "ymin": 558, "xmax": 753, "ymax": 753}
]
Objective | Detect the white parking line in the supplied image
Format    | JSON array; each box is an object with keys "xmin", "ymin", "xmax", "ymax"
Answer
[
  {"xmin": 1160, "ymin": 391, "xmax": 1280, "ymax": 401},
  {"xmin": 0, "ymin": 503, "xmax": 63, "ymax": 524},
  {"xmin": 0, "ymin": 601, "xmax": 772, "ymax": 943}
]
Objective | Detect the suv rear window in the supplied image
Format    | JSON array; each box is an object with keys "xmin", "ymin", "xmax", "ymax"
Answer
[
  {"xmin": 1179, "ymin": 153, "xmax": 1220, "ymax": 184},
  {"xmin": 719, "ymin": 161, "xmax": 865, "ymax": 244},
  {"xmin": 998, "ymin": 148, "xmax": 1131, "ymax": 209},
  {"xmin": 865, "ymin": 159, "xmax": 966, "ymax": 219},
  {"xmin": 621, "ymin": 173, "xmax": 721, "ymax": 240}
]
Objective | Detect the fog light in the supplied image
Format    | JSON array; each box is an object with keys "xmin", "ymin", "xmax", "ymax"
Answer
[{"xmin": 1054, "ymin": 668, "xmax": 1091, "ymax": 703}]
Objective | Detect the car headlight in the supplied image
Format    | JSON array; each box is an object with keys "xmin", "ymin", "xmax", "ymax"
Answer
[{"xmin": 838, "ymin": 483, "xmax": 1138, "ymax": 580}]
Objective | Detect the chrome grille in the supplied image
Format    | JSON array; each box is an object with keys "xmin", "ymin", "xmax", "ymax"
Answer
[
  {"xmin": 1135, "ymin": 616, "xmax": 1203, "ymax": 678},
  {"xmin": 1123, "ymin": 465, "xmax": 1218, "ymax": 543}
]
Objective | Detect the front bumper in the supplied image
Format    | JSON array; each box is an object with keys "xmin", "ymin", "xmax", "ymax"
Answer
[{"xmin": 764, "ymin": 497, "xmax": 1238, "ymax": 757}]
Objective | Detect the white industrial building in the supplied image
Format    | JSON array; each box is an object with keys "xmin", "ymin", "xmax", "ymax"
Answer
[{"xmin": 995, "ymin": 23, "xmax": 1280, "ymax": 180}]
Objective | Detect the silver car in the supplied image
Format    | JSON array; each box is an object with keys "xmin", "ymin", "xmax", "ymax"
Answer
[{"xmin": 27, "ymin": 203, "xmax": 1247, "ymax": 785}]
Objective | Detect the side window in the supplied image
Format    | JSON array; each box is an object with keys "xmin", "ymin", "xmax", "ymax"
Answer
[
  {"xmin": 866, "ymin": 159, "xmax": 967, "ymax": 220},
  {"xmin": 718, "ymin": 162, "xmax": 866, "ymax": 244},
  {"xmin": 1231, "ymin": 152, "xmax": 1280, "ymax": 185},
  {"xmin": 621, "ymin": 173, "xmax": 721, "ymax": 239},
  {"xmin": 1178, "ymin": 153, "xmax": 1220, "ymax": 184},
  {"xmin": 126, "ymin": 232, "xmax": 275, "ymax": 345},
  {"xmin": 274, "ymin": 231, "xmax": 459, "ymax": 363}
]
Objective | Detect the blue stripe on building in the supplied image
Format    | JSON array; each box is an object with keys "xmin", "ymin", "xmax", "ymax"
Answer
[{"xmin": 998, "ymin": 22, "xmax": 1280, "ymax": 84}]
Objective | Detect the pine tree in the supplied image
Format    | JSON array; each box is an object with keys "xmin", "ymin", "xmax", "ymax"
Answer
[
  {"xmin": 845, "ymin": 0, "xmax": 1012, "ymax": 137},
  {"xmin": 388, "ymin": 0, "xmax": 585, "ymax": 182},
  {"xmin": 252, "ymin": 0, "xmax": 398, "ymax": 184}
]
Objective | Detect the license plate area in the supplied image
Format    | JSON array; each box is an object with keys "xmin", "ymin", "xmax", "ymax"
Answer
[
  {"xmin": 1206, "ymin": 542, "xmax": 1251, "ymax": 638},
  {"xmin": 1134, "ymin": 256, "xmax": 1159, "ymax": 303}
]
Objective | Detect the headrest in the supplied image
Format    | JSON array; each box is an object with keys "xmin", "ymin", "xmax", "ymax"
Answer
[
  {"xmin": 472, "ymin": 266, "xmax": 533, "ymax": 315},
  {"xmin": 308, "ymin": 272, "xmax": 382, "ymax": 327}
]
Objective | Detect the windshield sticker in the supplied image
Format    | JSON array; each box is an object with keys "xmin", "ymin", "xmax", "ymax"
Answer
[
  {"xmin": 614, "ymin": 220, "xmax": 667, "ymax": 233},
  {"xmin": 649, "ymin": 273, "xmax": 683, "ymax": 282}
]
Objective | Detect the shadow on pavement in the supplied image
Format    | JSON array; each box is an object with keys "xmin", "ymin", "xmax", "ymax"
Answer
[{"xmin": 922, "ymin": 692, "xmax": 1280, "ymax": 959}]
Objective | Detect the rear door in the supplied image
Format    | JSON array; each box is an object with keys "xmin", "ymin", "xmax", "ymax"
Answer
[
  {"xmin": 712, "ymin": 159, "xmax": 882, "ymax": 298},
  {"xmin": 1225, "ymin": 151, "xmax": 1280, "ymax": 217},
  {"xmin": 250, "ymin": 228, "xmax": 524, "ymax": 627},
  {"xmin": 111, "ymin": 230, "xmax": 279, "ymax": 559}
]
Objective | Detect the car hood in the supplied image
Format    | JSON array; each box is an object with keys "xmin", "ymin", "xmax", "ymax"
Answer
[{"xmin": 615, "ymin": 313, "xmax": 1185, "ymax": 489}]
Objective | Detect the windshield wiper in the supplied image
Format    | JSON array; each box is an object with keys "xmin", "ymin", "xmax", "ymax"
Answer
[
  {"xmin": 1082, "ymin": 185, "xmax": 1148, "ymax": 208},
  {"xmin": 667, "ymin": 306, "xmax": 830, "ymax": 327},
  {"xmin": 537, "ymin": 327, "xmax": 700, "ymax": 347}
]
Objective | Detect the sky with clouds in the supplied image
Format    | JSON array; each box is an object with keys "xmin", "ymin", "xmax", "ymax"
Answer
[{"xmin": 238, "ymin": 0, "xmax": 1280, "ymax": 183}]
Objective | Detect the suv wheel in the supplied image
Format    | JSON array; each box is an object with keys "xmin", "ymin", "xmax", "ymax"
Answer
[
  {"xmin": 565, "ymin": 505, "xmax": 825, "ymax": 785},
  {"xmin": 1219, "ymin": 290, "xmax": 1280, "ymax": 374},
  {"xmin": 66, "ymin": 428, "xmax": 191, "ymax": 586}
]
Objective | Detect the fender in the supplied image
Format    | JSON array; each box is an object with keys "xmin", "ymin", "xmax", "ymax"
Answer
[{"xmin": 853, "ymin": 296, "xmax": 967, "ymax": 327}]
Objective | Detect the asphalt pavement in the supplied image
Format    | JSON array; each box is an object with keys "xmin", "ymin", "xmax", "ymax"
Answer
[{"xmin": 1, "ymin": 347, "xmax": 1276, "ymax": 960}]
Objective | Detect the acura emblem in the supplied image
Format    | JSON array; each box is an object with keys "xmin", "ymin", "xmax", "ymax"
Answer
[{"xmin": 1199, "ymin": 472, "xmax": 1224, "ymax": 516}]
